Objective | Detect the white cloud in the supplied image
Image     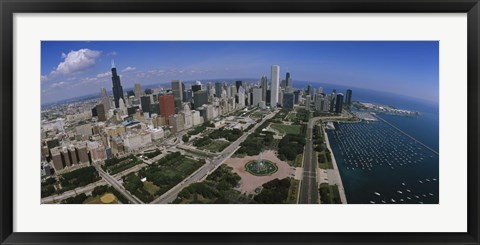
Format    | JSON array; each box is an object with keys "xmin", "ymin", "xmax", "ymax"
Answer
[
  {"xmin": 121, "ymin": 66, "xmax": 136, "ymax": 73},
  {"xmin": 107, "ymin": 51, "xmax": 118, "ymax": 57},
  {"xmin": 61, "ymin": 52, "xmax": 67, "ymax": 58},
  {"xmin": 50, "ymin": 81, "xmax": 68, "ymax": 88},
  {"xmin": 51, "ymin": 49, "xmax": 101, "ymax": 76},
  {"xmin": 96, "ymin": 71, "xmax": 110, "ymax": 78}
]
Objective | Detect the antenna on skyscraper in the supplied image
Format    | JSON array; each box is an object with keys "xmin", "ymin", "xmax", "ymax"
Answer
[{"xmin": 111, "ymin": 59, "xmax": 116, "ymax": 68}]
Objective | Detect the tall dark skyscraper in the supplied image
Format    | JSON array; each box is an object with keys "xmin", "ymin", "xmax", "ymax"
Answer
[
  {"xmin": 235, "ymin": 81, "xmax": 243, "ymax": 93},
  {"xmin": 345, "ymin": 89, "xmax": 352, "ymax": 106},
  {"xmin": 140, "ymin": 95, "xmax": 151, "ymax": 114},
  {"xmin": 261, "ymin": 75, "xmax": 268, "ymax": 102},
  {"xmin": 215, "ymin": 82, "xmax": 223, "ymax": 98},
  {"xmin": 286, "ymin": 72, "xmax": 292, "ymax": 88},
  {"xmin": 192, "ymin": 84, "xmax": 202, "ymax": 93},
  {"xmin": 335, "ymin": 93, "xmax": 344, "ymax": 113},
  {"xmin": 111, "ymin": 61, "xmax": 125, "ymax": 108}
]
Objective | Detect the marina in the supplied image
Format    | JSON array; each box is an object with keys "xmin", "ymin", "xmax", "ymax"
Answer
[{"xmin": 326, "ymin": 115, "xmax": 439, "ymax": 204}]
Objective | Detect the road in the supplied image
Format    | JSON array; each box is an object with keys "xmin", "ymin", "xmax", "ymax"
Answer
[
  {"xmin": 298, "ymin": 116, "xmax": 321, "ymax": 204},
  {"xmin": 41, "ymin": 179, "xmax": 107, "ymax": 204},
  {"xmin": 94, "ymin": 165, "xmax": 143, "ymax": 204},
  {"xmin": 151, "ymin": 110, "xmax": 277, "ymax": 204}
]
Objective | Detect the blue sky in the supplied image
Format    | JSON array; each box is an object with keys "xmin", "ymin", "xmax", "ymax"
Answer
[{"xmin": 41, "ymin": 41, "xmax": 439, "ymax": 105}]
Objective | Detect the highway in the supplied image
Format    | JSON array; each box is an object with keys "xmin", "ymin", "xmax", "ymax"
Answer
[
  {"xmin": 151, "ymin": 110, "xmax": 277, "ymax": 204},
  {"xmin": 94, "ymin": 165, "xmax": 143, "ymax": 204},
  {"xmin": 298, "ymin": 116, "xmax": 321, "ymax": 204}
]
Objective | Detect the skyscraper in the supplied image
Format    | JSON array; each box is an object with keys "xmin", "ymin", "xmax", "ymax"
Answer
[
  {"xmin": 215, "ymin": 82, "xmax": 223, "ymax": 98},
  {"xmin": 140, "ymin": 95, "xmax": 151, "ymax": 114},
  {"xmin": 96, "ymin": 104, "xmax": 106, "ymax": 121},
  {"xmin": 252, "ymin": 87, "xmax": 262, "ymax": 107},
  {"xmin": 283, "ymin": 93, "xmax": 294, "ymax": 109},
  {"xmin": 235, "ymin": 81, "xmax": 243, "ymax": 93},
  {"xmin": 192, "ymin": 84, "xmax": 202, "ymax": 93},
  {"xmin": 159, "ymin": 94, "xmax": 175, "ymax": 123},
  {"xmin": 100, "ymin": 87, "xmax": 110, "ymax": 111},
  {"xmin": 134, "ymin": 83, "xmax": 143, "ymax": 99},
  {"xmin": 271, "ymin": 65, "xmax": 280, "ymax": 107},
  {"xmin": 286, "ymin": 72, "xmax": 292, "ymax": 88},
  {"xmin": 261, "ymin": 75, "xmax": 268, "ymax": 102},
  {"xmin": 345, "ymin": 89, "xmax": 352, "ymax": 107},
  {"xmin": 111, "ymin": 60, "xmax": 125, "ymax": 108},
  {"xmin": 193, "ymin": 90, "xmax": 208, "ymax": 109},
  {"xmin": 335, "ymin": 93, "xmax": 344, "ymax": 113},
  {"xmin": 171, "ymin": 80, "xmax": 183, "ymax": 112},
  {"xmin": 329, "ymin": 90, "xmax": 337, "ymax": 113}
]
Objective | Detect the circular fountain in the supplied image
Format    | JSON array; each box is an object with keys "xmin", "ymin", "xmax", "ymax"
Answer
[{"xmin": 245, "ymin": 152, "xmax": 278, "ymax": 176}]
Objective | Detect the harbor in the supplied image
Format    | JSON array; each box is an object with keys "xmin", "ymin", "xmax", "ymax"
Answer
[{"xmin": 325, "ymin": 115, "xmax": 439, "ymax": 204}]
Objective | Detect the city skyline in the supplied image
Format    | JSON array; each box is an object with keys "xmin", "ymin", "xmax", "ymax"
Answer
[{"xmin": 41, "ymin": 41, "xmax": 439, "ymax": 105}]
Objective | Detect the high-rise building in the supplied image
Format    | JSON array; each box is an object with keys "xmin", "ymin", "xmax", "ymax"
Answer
[
  {"xmin": 192, "ymin": 84, "xmax": 202, "ymax": 93},
  {"xmin": 215, "ymin": 82, "xmax": 223, "ymax": 98},
  {"xmin": 335, "ymin": 93, "xmax": 344, "ymax": 113},
  {"xmin": 261, "ymin": 75, "xmax": 268, "ymax": 102},
  {"xmin": 237, "ymin": 86, "xmax": 246, "ymax": 108},
  {"xmin": 345, "ymin": 89, "xmax": 352, "ymax": 107},
  {"xmin": 100, "ymin": 87, "xmax": 110, "ymax": 111},
  {"xmin": 96, "ymin": 104, "xmax": 106, "ymax": 121},
  {"xmin": 293, "ymin": 90, "xmax": 300, "ymax": 104},
  {"xmin": 193, "ymin": 90, "xmax": 208, "ymax": 109},
  {"xmin": 183, "ymin": 89, "xmax": 193, "ymax": 103},
  {"xmin": 159, "ymin": 94, "xmax": 175, "ymax": 122},
  {"xmin": 271, "ymin": 65, "xmax": 280, "ymax": 107},
  {"xmin": 329, "ymin": 90, "xmax": 337, "ymax": 113},
  {"xmin": 306, "ymin": 95, "xmax": 311, "ymax": 111},
  {"xmin": 252, "ymin": 87, "xmax": 262, "ymax": 107},
  {"xmin": 140, "ymin": 95, "xmax": 151, "ymax": 114},
  {"xmin": 305, "ymin": 94, "xmax": 312, "ymax": 111},
  {"xmin": 134, "ymin": 83, "xmax": 143, "ymax": 99},
  {"xmin": 111, "ymin": 60, "xmax": 125, "ymax": 108},
  {"xmin": 235, "ymin": 81, "xmax": 243, "ymax": 93},
  {"xmin": 171, "ymin": 80, "xmax": 183, "ymax": 112},
  {"xmin": 286, "ymin": 72, "xmax": 292, "ymax": 88},
  {"xmin": 149, "ymin": 103, "xmax": 160, "ymax": 116},
  {"xmin": 307, "ymin": 84, "xmax": 312, "ymax": 96},
  {"xmin": 283, "ymin": 93, "xmax": 294, "ymax": 109}
]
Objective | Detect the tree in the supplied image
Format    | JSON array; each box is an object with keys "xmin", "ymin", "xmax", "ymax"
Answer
[{"xmin": 182, "ymin": 134, "xmax": 190, "ymax": 143}]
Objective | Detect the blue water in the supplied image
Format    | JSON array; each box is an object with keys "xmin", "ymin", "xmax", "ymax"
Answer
[{"xmin": 314, "ymin": 84, "xmax": 439, "ymax": 204}]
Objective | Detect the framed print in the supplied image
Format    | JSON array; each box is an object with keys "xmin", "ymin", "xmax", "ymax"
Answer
[{"xmin": 1, "ymin": 0, "xmax": 479, "ymax": 244}]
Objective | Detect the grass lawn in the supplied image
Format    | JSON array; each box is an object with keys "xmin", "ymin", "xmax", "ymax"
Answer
[
  {"xmin": 318, "ymin": 151, "xmax": 333, "ymax": 169},
  {"xmin": 294, "ymin": 153, "xmax": 304, "ymax": 167},
  {"xmin": 319, "ymin": 183, "xmax": 341, "ymax": 204},
  {"xmin": 174, "ymin": 158, "xmax": 199, "ymax": 173},
  {"xmin": 286, "ymin": 178, "xmax": 300, "ymax": 204},
  {"xmin": 143, "ymin": 181, "xmax": 160, "ymax": 196},
  {"xmin": 199, "ymin": 140, "xmax": 230, "ymax": 153},
  {"xmin": 270, "ymin": 123, "xmax": 302, "ymax": 135}
]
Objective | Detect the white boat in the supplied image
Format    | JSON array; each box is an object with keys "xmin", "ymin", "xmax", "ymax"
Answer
[
  {"xmin": 369, "ymin": 201, "xmax": 375, "ymax": 204},
  {"xmin": 374, "ymin": 192, "xmax": 381, "ymax": 196},
  {"xmin": 391, "ymin": 199, "xmax": 396, "ymax": 203},
  {"xmin": 397, "ymin": 190, "xmax": 403, "ymax": 194}
]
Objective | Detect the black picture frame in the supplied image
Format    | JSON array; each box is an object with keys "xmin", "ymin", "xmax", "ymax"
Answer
[{"xmin": 1, "ymin": 0, "xmax": 479, "ymax": 244}]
